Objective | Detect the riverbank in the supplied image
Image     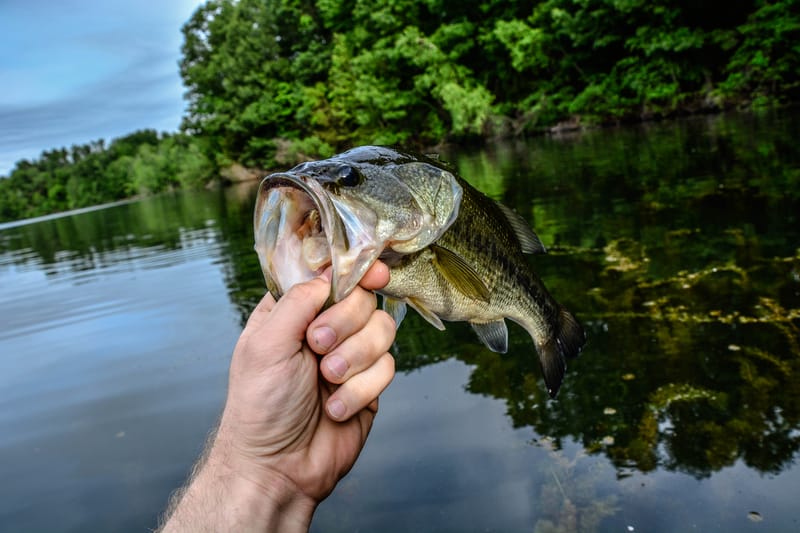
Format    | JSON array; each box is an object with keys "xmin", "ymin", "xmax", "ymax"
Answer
[{"xmin": 1, "ymin": 104, "xmax": 797, "ymax": 226}]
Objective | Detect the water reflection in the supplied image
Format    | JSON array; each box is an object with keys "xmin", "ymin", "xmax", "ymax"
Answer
[
  {"xmin": 0, "ymin": 110, "xmax": 798, "ymax": 531},
  {"xmin": 0, "ymin": 191, "xmax": 246, "ymax": 531}
]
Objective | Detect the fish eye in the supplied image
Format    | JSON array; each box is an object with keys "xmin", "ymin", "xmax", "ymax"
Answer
[{"xmin": 336, "ymin": 166, "xmax": 361, "ymax": 187}]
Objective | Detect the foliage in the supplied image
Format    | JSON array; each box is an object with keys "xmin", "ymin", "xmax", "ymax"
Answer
[
  {"xmin": 179, "ymin": 0, "xmax": 334, "ymax": 168},
  {"xmin": 0, "ymin": 132, "xmax": 214, "ymax": 223},
  {"xmin": 716, "ymin": 0, "xmax": 800, "ymax": 105},
  {"xmin": 2, "ymin": 0, "xmax": 798, "ymax": 222},
  {"xmin": 180, "ymin": 0, "xmax": 800, "ymax": 169}
]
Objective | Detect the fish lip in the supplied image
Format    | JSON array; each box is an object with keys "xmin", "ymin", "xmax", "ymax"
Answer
[
  {"xmin": 258, "ymin": 173, "xmax": 339, "ymax": 243},
  {"xmin": 259, "ymin": 173, "xmax": 322, "ymax": 203},
  {"xmin": 255, "ymin": 171, "xmax": 348, "ymax": 302}
]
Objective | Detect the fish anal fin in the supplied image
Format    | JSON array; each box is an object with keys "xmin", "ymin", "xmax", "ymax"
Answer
[
  {"xmin": 471, "ymin": 320, "xmax": 508, "ymax": 353},
  {"xmin": 382, "ymin": 297, "xmax": 407, "ymax": 329},
  {"xmin": 407, "ymin": 297, "xmax": 446, "ymax": 331},
  {"xmin": 495, "ymin": 201, "xmax": 546, "ymax": 254},
  {"xmin": 431, "ymin": 245, "xmax": 490, "ymax": 302},
  {"xmin": 537, "ymin": 307, "xmax": 587, "ymax": 398}
]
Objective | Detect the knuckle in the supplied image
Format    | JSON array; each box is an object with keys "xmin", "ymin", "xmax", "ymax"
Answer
[
  {"xmin": 367, "ymin": 289, "xmax": 378, "ymax": 307},
  {"xmin": 339, "ymin": 381, "xmax": 365, "ymax": 406},
  {"xmin": 375, "ymin": 309, "xmax": 396, "ymax": 330},
  {"xmin": 351, "ymin": 288, "xmax": 377, "ymax": 315},
  {"xmin": 284, "ymin": 277, "xmax": 326, "ymax": 306},
  {"xmin": 287, "ymin": 280, "xmax": 317, "ymax": 301},
  {"xmin": 382, "ymin": 352, "xmax": 396, "ymax": 374}
]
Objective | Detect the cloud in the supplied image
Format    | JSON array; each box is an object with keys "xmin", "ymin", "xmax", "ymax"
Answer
[
  {"xmin": 0, "ymin": 0, "xmax": 203, "ymax": 176},
  {"xmin": 0, "ymin": 51, "xmax": 183, "ymax": 174}
]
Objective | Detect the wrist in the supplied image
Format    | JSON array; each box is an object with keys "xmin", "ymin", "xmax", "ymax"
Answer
[{"xmin": 161, "ymin": 438, "xmax": 316, "ymax": 533}]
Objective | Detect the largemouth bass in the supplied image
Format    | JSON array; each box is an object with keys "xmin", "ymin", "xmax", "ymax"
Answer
[{"xmin": 254, "ymin": 146, "xmax": 585, "ymax": 397}]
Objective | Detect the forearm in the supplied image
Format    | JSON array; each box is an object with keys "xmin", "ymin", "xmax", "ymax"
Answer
[{"xmin": 158, "ymin": 440, "xmax": 316, "ymax": 533}]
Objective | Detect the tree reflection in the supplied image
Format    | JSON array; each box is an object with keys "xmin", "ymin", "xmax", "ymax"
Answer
[
  {"xmin": 399, "ymin": 111, "xmax": 800, "ymax": 479},
  {"xmin": 389, "ymin": 233, "xmax": 799, "ymax": 479}
]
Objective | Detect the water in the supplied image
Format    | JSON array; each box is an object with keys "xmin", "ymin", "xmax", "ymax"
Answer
[{"xmin": 1, "ymin": 111, "xmax": 799, "ymax": 532}]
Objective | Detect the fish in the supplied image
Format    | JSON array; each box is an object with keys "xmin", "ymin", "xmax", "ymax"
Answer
[{"xmin": 254, "ymin": 146, "xmax": 585, "ymax": 397}]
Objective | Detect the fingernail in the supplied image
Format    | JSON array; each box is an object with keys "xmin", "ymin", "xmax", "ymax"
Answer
[
  {"xmin": 327, "ymin": 399, "xmax": 346, "ymax": 420},
  {"xmin": 325, "ymin": 355, "xmax": 348, "ymax": 379},
  {"xmin": 313, "ymin": 326, "xmax": 336, "ymax": 352}
]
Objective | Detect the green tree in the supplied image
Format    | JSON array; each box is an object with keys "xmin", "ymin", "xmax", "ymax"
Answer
[
  {"xmin": 3, "ymin": 0, "xmax": 799, "ymax": 223},
  {"xmin": 0, "ymin": 132, "xmax": 214, "ymax": 223},
  {"xmin": 179, "ymin": 0, "xmax": 799, "ymax": 168},
  {"xmin": 180, "ymin": 0, "xmax": 333, "ymax": 168},
  {"xmin": 717, "ymin": 0, "xmax": 800, "ymax": 105}
]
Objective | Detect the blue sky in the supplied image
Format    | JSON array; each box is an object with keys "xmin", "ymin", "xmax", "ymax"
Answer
[{"xmin": 0, "ymin": 0, "xmax": 205, "ymax": 176}]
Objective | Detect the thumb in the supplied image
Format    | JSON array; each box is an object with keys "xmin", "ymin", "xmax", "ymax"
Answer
[{"xmin": 247, "ymin": 274, "xmax": 332, "ymax": 346}]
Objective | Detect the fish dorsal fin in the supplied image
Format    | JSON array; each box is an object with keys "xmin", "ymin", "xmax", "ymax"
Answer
[
  {"xmin": 406, "ymin": 297, "xmax": 446, "ymax": 330},
  {"xmin": 495, "ymin": 201, "xmax": 546, "ymax": 254},
  {"xmin": 471, "ymin": 320, "xmax": 508, "ymax": 353},
  {"xmin": 382, "ymin": 297, "xmax": 408, "ymax": 329},
  {"xmin": 431, "ymin": 245, "xmax": 491, "ymax": 302}
]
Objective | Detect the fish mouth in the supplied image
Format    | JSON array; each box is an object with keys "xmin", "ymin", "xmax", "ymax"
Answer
[{"xmin": 254, "ymin": 172, "xmax": 381, "ymax": 304}]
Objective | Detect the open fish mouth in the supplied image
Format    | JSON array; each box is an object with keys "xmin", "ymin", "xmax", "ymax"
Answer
[{"xmin": 254, "ymin": 173, "xmax": 381, "ymax": 303}]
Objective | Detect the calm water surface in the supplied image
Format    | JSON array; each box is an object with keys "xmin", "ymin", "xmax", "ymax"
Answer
[{"xmin": 1, "ymin": 111, "xmax": 799, "ymax": 532}]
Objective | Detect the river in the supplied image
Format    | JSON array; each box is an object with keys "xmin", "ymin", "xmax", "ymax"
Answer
[{"xmin": 1, "ymin": 110, "xmax": 799, "ymax": 531}]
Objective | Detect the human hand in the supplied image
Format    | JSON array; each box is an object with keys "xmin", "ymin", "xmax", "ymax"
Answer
[
  {"xmin": 217, "ymin": 260, "xmax": 396, "ymax": 497},
  {"xmin": 160, "ymin": 262, "xmax": 396, "ymax": 532}
]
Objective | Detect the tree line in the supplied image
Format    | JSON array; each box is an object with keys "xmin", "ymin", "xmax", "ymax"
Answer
[
  {"xmin": 180, "ymin": 0, "xmax": 799, "ymax": 168},
  {"xmin": 2, "ymin": 0, "xmax": 798, "ymax": 222},
  {"xmin": 0, "ymin": 132, "xmax": 214, "ymax": 222}
]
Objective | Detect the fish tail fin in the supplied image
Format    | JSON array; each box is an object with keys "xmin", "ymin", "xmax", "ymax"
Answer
[{"xmin": 538, "ymin": 307, "xmax": 586, "ymax": 399}]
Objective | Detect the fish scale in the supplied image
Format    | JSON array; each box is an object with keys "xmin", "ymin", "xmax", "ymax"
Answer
[{"xmin": 383, "ymin": 173, "xmax": 580, "ymax": 396}]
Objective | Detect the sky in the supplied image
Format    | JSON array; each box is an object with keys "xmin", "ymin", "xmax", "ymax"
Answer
[{"xmin": 0, "ymin": 0, "xmax": 206, "ymax": 176}]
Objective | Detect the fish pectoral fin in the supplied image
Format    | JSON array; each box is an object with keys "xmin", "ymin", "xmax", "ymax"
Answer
[
  {"xmin": 382, "ymin": 297, "xmax": 408, "ymax": 329},
  {"xmin": 471, "ymin": 320, "xmax": 508, "ymax": 353},
  {"xmin": 431, "ymin": 245, "xmax": 491, "ymax": 302},
  {"xmin": 407, "ymin": 297, "xmax": 446, "ymax": 331},
  {"xmin": 495, "ymin": 201, "xmax": 546, "ymax": 254}
]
